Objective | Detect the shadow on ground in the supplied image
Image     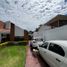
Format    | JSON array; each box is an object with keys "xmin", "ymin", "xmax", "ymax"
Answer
[{"xmin": 31, "ymin": 49, "xmax": 50, "ymax": 67}]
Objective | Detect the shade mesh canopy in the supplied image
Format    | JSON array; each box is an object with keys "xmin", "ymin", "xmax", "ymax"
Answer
[{"xmin": 0, "ymin": 0, "xmax": 67, "ymax": 31}]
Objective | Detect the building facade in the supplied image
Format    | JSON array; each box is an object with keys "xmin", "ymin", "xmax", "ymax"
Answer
[
  {"xmin": 33, "ymin": 15, "xmax": 67, "ymax": 41},
  {"xmin": 0, "ymin": 21, "xmax": 29, "ymax": 42},
  {"xmin": 33, "ymin": 25, "xmax": 51, "ymax": 39},
  {"xmin": 45, "ymin": 15, "xmax": 67, "ymax": 28}
]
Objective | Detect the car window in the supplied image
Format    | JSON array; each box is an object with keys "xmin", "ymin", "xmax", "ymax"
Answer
[
  {"xmin": 48, "ymin": 43, "xmax": 65, "ymax": 56},
  {"xmin": 42, "ymin": 42, "xmax": 48, "ymax": 49}
]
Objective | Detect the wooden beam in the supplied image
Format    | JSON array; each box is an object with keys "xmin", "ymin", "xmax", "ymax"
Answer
[
  {"xmin": 10, "ymin": 23, "xmax": 15, "ymax": 41},
  {"xmin": 58, "ymin": 20, "xmax": 59, "ymax": 27}
]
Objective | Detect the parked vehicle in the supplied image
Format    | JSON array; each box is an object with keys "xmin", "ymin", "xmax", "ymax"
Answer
[
  {"xmin": 38, "ymin": 40, "xmax": 67, "ymax": 67},
  {"xmin": 32, "ymin": 38, "xmax": 43, "ymax": 49}
]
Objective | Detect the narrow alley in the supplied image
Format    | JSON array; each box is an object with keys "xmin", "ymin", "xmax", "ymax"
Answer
[{"xmin": 25, "ymin": 47, "xmax": 49, "ymax": 67}]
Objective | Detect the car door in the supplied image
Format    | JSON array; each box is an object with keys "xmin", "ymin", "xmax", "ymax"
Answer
[
  {"xmin": 42, "ymin": 42, "xmax": 57, "ymax": 67},
  {"xmin": 39, "ymin": 42, "xmax": 50, "ymax": 63},
  {"xmin": 47, "ymin": 43, "xmax": 65, "ymax": 67},
  {"xmin": 39, "ymin": 42, "xmax": 56, "ymax": 67}
]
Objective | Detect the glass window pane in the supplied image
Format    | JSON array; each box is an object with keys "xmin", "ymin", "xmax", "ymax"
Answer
[
  {"xmin": 42, "ymin": 42, "xmax": 48, "ymax": 49},
  {"xmin": 49, "ymin": 43, "xmax": 65, "ymax": 56}
]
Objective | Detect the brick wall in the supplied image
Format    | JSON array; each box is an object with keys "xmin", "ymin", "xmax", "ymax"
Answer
[{"xmin": 0, "ymin": 21, "xmax": 5, "ymax": 29}]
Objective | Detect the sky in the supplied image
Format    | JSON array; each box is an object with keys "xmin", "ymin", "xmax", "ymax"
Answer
[{"xmin": 0, "ymin": 0, "xmax": 67, "ymax": 31}]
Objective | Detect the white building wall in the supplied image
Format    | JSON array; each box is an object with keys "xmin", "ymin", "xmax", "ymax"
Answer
[
  {"xmin": 44, "ymin": 25, "xmax": 67, "ymax": 41},
  {"xmin": 15, "ymin": 26, "xmax": 24, "ymax": 36},
  {"xmin": 33, "ymin": 32, "xmax": 39, "ymax": 39},
  {"xmin": 33, "ymin": 25, "xmax": 51, "ymax": 39},
  {"xmin": 39, "ymin": 25, "xmax": 51, "ymax": 32},
  {"xmin": 5, "ymin": 21, "xmax": 24, "ymax": 37},
  {"xmin": 5, "ymin": 22, "xmax": 11, "ymax": 29},
  {"xmin": 38, "ymin": 25, "xmax": 51, "ymax": 38}
]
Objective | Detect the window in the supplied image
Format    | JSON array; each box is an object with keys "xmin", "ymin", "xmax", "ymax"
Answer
[
  {"xmin": 49, "ymin": 43, "xmax": 65, "ymax": 56},
  {"xmin": 59, "ymin": 20, "xmax": 67, "ymax": 27},
  {"xmin": 42, "ymin": 42, "xmax": 48, "ymax": 49},
  {"xmin": 1, "ymin": 34, "xmax": 7, "ymax": 38}
]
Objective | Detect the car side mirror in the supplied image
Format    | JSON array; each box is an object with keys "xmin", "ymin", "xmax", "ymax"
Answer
[
  {"xmin": 41, "ymin": 39, "xmax": 43, "ymax": 41},
  {"xmin": 39, "ymin": 44, "xmax": 44, "ymax": 47}
]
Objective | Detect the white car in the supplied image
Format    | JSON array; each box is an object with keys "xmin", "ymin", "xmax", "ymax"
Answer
[
  {"xmin": 32, "ymin": 39, "xmax": 43, "ymax": 49},
  {"xmin": 38, "ymin": 40, "xmax": 67, "ymax": 67}
]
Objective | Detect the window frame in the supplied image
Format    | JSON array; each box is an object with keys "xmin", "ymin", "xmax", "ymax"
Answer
[{"xmin": 41, "ymin": 42, "xmax": 49, "ymax": 49}]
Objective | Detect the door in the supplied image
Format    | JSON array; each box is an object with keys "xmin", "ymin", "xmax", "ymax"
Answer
[
  {"xmin": 39, "ymin": 42, "xmax": 49, "ymax": 63},
  {"xmin": 48, "ymin": 43, "xmax": 65, "ymax": 67}
]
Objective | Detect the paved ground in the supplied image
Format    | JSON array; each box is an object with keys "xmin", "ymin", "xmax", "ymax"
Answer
[{"xmin": 25, "ymin": 47, "xmax": 49, "ymax": 67}]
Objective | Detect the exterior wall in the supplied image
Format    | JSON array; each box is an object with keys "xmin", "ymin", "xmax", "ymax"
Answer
[
  {"xmin": 0, "ymin": 21, "xmax": 24, "ymax": 41},
  {"xmin": 15, "ymin": 26, "xmax": 24, "ymax": 36},
  {"xmin": 0, "ymin": 33, "xmax": 1, "ymax": 42},
  {"xmin": 43, "ymin": 25, "xmax": 67, "ymax": 41},
  {"xmin": 38, "ymin": 25, "xmax": 51, "ymax": 38},
  {"xmin": 33, "ymin": 32, "xmax": 39, "ymax": 39},
  {"xmin": 5, "ymin": 21, "xmax": 24, "ymax": 37},
  {"xmin": 33, "ymin": 25, "xmax": 51, "ymax": 39},
  {"xmin": 0, "ymin": 21, "xmax": 10, "ymax": 42},
  {"xmin": 24, "ymin": 30, "xmax": 29, "ymax": 40},
  {"xmin": 0, "ymin": 21, "xmax": 5, "ymax": 29},
  {"xmin": 5, "ymin": 22, "xmax": 11, "ymax": 29},
  {"xmin": 39, "ymin": 25, "xmax": 51, "ymax": 31}
]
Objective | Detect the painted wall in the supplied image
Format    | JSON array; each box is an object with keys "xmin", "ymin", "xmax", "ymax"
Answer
[
  {"xmin": 33, "ymin": 25, "xmax": 51, "ymax": 39},
  {"xmin": 5, "ymin": 22, "xmax": 11, "ymax": 29},
  {"xmin": 44, "ymin": 25, "xmax": 67, "ymax": 41},
  {"xmin": 5, "ymin": 22, "xmax": 24, "ymax": 37},
  {"xmin": 15, "ymin": 26, "xmax": 24, "ymax": 36},
  {"xmin": 33, "ymin": 32, "xmax": 39, "ymax": 39}
]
